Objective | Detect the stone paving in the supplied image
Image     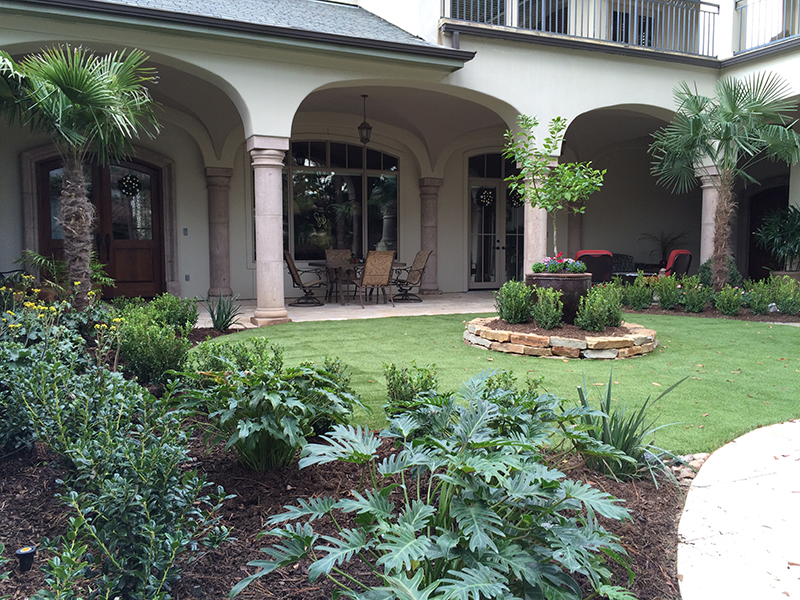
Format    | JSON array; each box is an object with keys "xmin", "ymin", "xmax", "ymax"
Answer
[
  {"xmin": 678, "ymin": 421, "xmax": 800, "ymax": 600},
  {"xmin": 196, "ymin": 291, "xmax": 497, "ymax": 327}
]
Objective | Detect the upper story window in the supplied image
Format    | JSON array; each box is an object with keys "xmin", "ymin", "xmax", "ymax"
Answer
[{"xmin": 284, "ymin": 141, "xmax": 399, "ymax": 261}]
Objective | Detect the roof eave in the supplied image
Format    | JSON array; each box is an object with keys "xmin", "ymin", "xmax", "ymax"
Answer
[{"xmin": 6, "ymin": 0, "xmax": 475, "ymax": 69}]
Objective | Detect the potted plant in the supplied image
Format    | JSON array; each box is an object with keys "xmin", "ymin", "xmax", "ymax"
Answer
[
  {"xmin": 504, "ymin": 115, "xmax": 604, "ymax": 322},
  {"xmin": 528, "ymin": 252, "xmax": 589, "ymax": 324},
  {"xmin": 754, "ymin": 204, "xmax": 800, "ymax": 282},
  {"xmin": 503, "ymin": 115, "xmax": 605, "ymax": 256}
]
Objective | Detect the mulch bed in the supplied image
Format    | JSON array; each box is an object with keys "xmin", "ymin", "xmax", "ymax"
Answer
[
  {"xmin": 3, "ymin": 308, "xmax": 796, "ymax": 600},
  {"xmin": 0, "ymin": 438, "xmax": 683, "ymax": 600}
]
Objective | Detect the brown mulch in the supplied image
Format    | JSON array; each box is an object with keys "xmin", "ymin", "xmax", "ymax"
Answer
[
  {"xmin": 0, "ymin": 435, "xmax": 683, "ymax": 600},
  {"xmin": 9, "ymin": 306, "xmax": 793, "ymax": 600}
]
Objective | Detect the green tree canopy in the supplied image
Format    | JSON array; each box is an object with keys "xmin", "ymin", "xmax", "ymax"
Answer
[
  {"xmin": 649, "ymin": 72, "xmax": 800, "ymax": 289},
  {"xmin": 0, "ymin": 44, "xmax": 160, "ymax": 307}
]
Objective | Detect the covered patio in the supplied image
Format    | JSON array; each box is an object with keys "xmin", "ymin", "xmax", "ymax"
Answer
[{"xmin": 196, "ymin": 290, "xmax": 496, "ymax": 326}]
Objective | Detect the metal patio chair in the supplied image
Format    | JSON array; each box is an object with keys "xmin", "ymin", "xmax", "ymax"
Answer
[
  {"xmin": 393, "ymin": 249, "xmax": 432, "ymax": 302},
  {"xmin": 351, "ymin": 250, "xmax": 395, "ymax": 308},
  {"xmin": 575, "ymin": 249, "xmax": 613, "ymax": 284},
  {"xmin": 284, "ymin": 250, "xmax": 326, "ymax": 306},
  {"xmin": 324, "ymin": 248, "xmax": 356, "ymax": 302},
  {"xmin": 664, "ymin": 249, "xmax": 692, "ymax": 277}
]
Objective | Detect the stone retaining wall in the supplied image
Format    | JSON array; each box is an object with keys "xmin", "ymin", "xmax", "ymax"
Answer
[{"xmin": 463, "ymin": 318, "xmax": 658, "ymax": 359}]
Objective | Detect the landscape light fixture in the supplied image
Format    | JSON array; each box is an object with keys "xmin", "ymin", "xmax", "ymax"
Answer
[{"xmin": 358, "ymin": 94, "xmax": 372, "ymax": 145}]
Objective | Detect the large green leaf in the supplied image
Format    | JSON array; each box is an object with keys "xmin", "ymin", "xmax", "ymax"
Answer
[
  {"xmin": 336, "ymin": 488, "xmax": 395, "ymax": 521},
  {"xmin": 375, "ymin": 523, "xmax": 433, "ymax": 575},
  {"xmin": 308, "ymin": 528, "xmax": 371, "ymax": 582},
  {"xmin": 439, "ymin": 564, "xmax": 508, "ymax": 600},
  {"xmin": 560, "ymin": 480, "xmax": 629, "ymax": 521},
  {"xmin": 230, "ymin": 523, "xmax": 317, "ymax": 598},
  {"xmin": 300, "ymin": 424, "xmax": 382, "ymax": 467},
  {"xmin": 450, "ymin": 498, "xmax": 505, "ymax": 553},
  {"xmin": 266, "ymin": 496, "xmax": 336, "ymax": 525},
  {"xmin": 382, "ymin": 570, "xmax": 443, "ymax": 600}
]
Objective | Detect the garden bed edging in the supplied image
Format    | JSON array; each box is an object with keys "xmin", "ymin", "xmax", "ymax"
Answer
[{"xmin": 463, "ymin": 318, "xmax": 658, "ymax": 359}]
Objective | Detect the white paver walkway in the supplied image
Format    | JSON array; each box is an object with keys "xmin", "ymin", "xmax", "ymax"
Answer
[
  {"xmin": 197, "ymin": 291, "xmax": 497, "ymax": 327},
  {"xmin": 678, "ymin": 420, "xmax": 800, "ymax": 600}
]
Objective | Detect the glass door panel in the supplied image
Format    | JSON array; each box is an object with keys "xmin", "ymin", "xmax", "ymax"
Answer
[
  {"xmin": 470, "ymin": 184, "xmax": 498, "ymax": 287},
  {"xmin": 505, "ymin": 189, "xmax": 525, "ymax": 282}
]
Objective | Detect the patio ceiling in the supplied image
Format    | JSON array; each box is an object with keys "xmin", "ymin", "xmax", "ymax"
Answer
[{"xmin": 296, "ymin": 86, "xmax": 509, "ymax": 164}]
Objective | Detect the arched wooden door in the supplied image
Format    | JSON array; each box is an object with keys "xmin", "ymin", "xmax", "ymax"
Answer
[{"xmin": 37, "ymin": 158, "xmax": 165, "ymax": 298}]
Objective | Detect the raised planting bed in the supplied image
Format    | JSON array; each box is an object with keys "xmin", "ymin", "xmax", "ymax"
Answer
[{"xmin": 463, "ymin": 317, "xmax": 658, "ymax": 359}]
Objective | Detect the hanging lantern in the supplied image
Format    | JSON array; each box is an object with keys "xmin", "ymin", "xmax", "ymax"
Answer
[
  {"xmin": 358, "ymin": 94, "xmax": 372, "ymax": 145},
  {"xmin": 118, "ymin": 174, "xmax": 141, "ymax": 197}
]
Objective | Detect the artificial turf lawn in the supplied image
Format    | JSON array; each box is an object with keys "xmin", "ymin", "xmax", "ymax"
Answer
[{"xmin": 206, "ymin": 312, "xmax": 800, "ymax": 455}]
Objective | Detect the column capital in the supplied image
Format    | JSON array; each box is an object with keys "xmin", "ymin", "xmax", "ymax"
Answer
[
  {"xmin": 246, "ymin": 135, "xmax": 290, "ymax": 152},
  {"xmin": 419, "ymin": 177, "xmax": 444, "ymax": 189},
  {"xmin": 205, "ymin": 167, "xmax": 233, "ymax": 179},
  {"xmin": 696, "ymin": 164, "xmax": 720, "ymax": 188}
]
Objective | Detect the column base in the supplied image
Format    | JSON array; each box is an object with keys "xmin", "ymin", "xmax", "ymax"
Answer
[
  {"xmin": 250, "ymin": 316, "xmax": 292, "ymax": 327},
  {"xmin": 419, "ymin": 286, "xmax": 442, "ymax": 295},
  {"xmin": 207, "ymin": 287, "xmax": 233, "ymax": 298}
]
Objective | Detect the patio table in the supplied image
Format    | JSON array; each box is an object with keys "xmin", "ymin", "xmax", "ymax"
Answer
[{"xmin": 309, "ymin": 260, "xmax": 405, "ymax": 305}]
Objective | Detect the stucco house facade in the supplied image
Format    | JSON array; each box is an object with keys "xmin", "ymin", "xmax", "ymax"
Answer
[{"xmin": 2, "ymin": 0, "xmax": 800, "ymax": 324}]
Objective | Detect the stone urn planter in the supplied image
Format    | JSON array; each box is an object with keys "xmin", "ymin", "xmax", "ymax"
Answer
[{"xmin": 525, "ymin": 272, "xmax": 591, "ymax": 324}]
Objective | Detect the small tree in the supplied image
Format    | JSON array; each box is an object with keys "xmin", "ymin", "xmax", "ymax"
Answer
[
  {"xmin": 650, "ymin": 72, "xmax": 800, "ymax": 290},
  {"xmin": 503, "ymin": 115, "xmax": 605, "ymax": 256},
  {"xmin": 0, "ymin": 45, "xmax": 160, "ymax": 308}
]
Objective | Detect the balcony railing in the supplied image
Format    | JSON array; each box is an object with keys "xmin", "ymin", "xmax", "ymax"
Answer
[
  {"xmin": 444, "ymin": 0, "xmax": 719, "ymax": 57},
  {"xmin": 735, "ymin": 0, "xmax": 800, "ymax": 53}
]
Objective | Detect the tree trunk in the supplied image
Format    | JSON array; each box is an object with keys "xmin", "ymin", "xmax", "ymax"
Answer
[
  {"xmin": 711, "ymin": 170, "xmax": 735, "ymax": 292},
  {"xmin": 59, "ymin": 157, "xmax": 95, "ymax": 310}
]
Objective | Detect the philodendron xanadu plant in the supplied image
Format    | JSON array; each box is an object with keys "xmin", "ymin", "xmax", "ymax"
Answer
[{"xmin": 231, "ymin": 372, "xmax": 636, "ymax": 600}]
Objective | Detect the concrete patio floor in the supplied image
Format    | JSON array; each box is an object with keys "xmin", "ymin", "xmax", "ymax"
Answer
[{"xmin": 196, "ymin": 290, "xmax": 497, "ymax": 327}]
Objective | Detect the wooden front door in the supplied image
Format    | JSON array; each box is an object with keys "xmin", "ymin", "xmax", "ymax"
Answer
[{"xmin": 37, "ymin": 159, "xmax": 165, "ymax": 298}]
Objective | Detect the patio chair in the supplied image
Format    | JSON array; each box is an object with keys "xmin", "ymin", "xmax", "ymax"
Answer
[
  {"xmin": 324, "ymin": 248, "xmax": 356, "ymax": 302},
  {"xmin": 611, "ymin": 253, "xmax": 635, "ymax": 273},
  {"xmin": 284, "ymin": 250, "xmax": 326, "ymax": 307},
  {"xmin": 575, "ymin": 249, "xmax": 613, "ymax": 284},
  {"xmin": 393, "ymin": 249, "xmax": 432, "ymax": 302},
  {"xmin": 351, "ymin": 250, "xmax": 395, "ymax": 308},
  {"xmin": 664, "ymin": 249, "xmax": 692, "ymax": 277}
]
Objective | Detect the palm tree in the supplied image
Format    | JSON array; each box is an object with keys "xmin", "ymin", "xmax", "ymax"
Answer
[
  {"xmin": 649, "ymin": 72, "xmax": 800, "ymax": 290},
  {"xmin": 0, "ymin": 44, "xmax": 159, "ymax": 308}
]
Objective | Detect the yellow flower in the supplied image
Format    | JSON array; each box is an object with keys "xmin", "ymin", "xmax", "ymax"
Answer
[
  {"xmin": 6, "ymin": 311, "xmax": 15, "ymax": 317},
  {"xmin": 32, "ymin": 288, "xmax": 40, "ymax": 294}
]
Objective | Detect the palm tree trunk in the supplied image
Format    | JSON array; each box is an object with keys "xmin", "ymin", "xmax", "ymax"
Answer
[
  {"xmin": 59, "ymin": 157, "xmax": 95, "ymax": 309},
  {"xmin": 711, "ymin": 170, "xmax": 735, "ymax": 292}
]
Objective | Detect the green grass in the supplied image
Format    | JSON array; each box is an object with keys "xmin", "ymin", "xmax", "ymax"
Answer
[{"xmin": 202, "ymin": 312, "xmax": 800, "ymax": 455}]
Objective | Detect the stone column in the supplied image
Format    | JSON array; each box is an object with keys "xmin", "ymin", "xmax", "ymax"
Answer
[
  {"xmin": 419, "ymin": 177, "xmax": 443, "ymax": 294},
  {"xmin": 247, "ymin": 136, "xmax": 291, "ymax": 326},
  {"xmin": 698, "ymin": 165, "xmax": 720, "ymax": 265},
  {"xmin": 524, "ymin": 203, "xmax": 548, "ymax": 272},
  {"xmin": 206, "ymin": 167, "xmax": 233, "ymax": 298}
]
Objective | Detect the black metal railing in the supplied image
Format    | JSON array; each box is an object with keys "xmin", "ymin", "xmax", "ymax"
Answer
[
  {"xmin": 735, "ymin": 0, "xmax": 800, "ymax": 53},
  {"xmin": 444, "ymin": 0, "xmax": 719, "ymax": 57}
]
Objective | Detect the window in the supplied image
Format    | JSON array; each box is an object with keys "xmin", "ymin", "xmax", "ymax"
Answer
[{"xmin": 284, "ymin": 141, "xmax": 399, "ymax": 261}]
